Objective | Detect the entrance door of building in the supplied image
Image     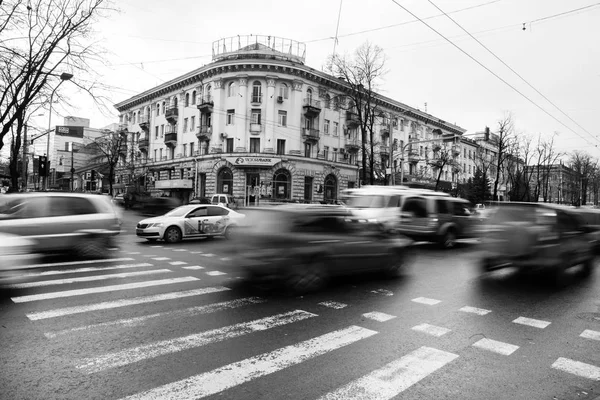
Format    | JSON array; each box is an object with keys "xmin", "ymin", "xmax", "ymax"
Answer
[{"xmin": 246, "ymin": 173, "xmax": 260, "ymax": 206}]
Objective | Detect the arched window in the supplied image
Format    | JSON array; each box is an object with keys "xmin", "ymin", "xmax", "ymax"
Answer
[
  {"xmin": 161, "ymin": 101, "xmax": 166, "ymax": 114},
  {"xmin": 192, "ymin": 90, "xmax": 197, "ymax": 105},
  {"xmin": 324, "ymin": 94, "xmax": 331, "ymax": 109},
  {"xmin": 333, "ymin": 97, "xmax": 339, "ymax": 111},
  {"xmin": 173, "ymin": 97, "xmax": 178, "ymax": 107},
  {"xmin": 217, "ymin": 167, "xmax": 233, "ymax": 195},
  {"xmin": 206, "ymin": 85, "xmax": 212, "ymax": 101},
  {"xmin": 185, "ymin": 93, "xmax": 190, "ymax": 107},
  {"xmin": 306, "ymin": 88, "xmax": 313, "ymax": 102},
  {"xmin": 323, "ymin": 174, "xmax": 337, "ymax": 202},
  {"xmin": 228, "ymin": 82, "xmax": 235, "ymax": 97},
  {"xmin": 132, "ymin": 112, "xmax": 136, "ymax": 124},
  {"xmin": 156, "ymin": 103, "xmax": 160, "ymax": 116},
  {"xmin": 273, "ymin": 169, "xmax": 291, "ymax": 200},
  {"xmin": 252, "ymin": 81, "xmax": 262, "ymax": 103},
  {"xmin": 279, "ymin": 83, "xmax": 289, "ymax": 99}
]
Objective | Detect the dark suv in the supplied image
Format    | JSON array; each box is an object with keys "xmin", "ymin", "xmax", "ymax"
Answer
[{"xmin": 480, "ymin": 203, "xmax": 596, "ymax": 285}]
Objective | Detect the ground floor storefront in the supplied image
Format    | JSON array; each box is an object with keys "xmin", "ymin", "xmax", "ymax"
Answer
[{"xmin": 142, "ymin": 154, "xmax": 359, "ymax": 207}]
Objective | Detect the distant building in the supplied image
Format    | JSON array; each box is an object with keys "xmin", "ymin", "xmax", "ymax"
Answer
[{"xmin": 525, "ymin": 163, "xmax": 580, "ymax": 205}]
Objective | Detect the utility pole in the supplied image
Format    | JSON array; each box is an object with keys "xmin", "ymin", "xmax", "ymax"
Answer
[{"xmin": 22, "ymin": 124, "xmax": 28, "ymax": 190}]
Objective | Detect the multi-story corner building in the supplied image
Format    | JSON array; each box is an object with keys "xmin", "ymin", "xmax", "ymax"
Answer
[
  {"xmin": 525, "ymin": 163, "xmax": 581, "ymax": 205},
  {"xmin": 113, "ymin": 35, "xmax": 465, "ymax": 205}
]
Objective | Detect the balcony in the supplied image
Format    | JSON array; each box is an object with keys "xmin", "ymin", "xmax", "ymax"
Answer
[
  {"xmin": 380, "ymin": 125, "xmax": 390, "ymax": 138},
  {"xmin": 139, "ymin": 114, "xmax": 150, "ymax": 131},
  {"xmin": 117, "ymin": 123, "xmax": 128, "ymax": 135},
  {"xmin": 138, "ymin": 138, "xmax": 149, "ymax": 152},
  {"xmin": 379, "ymin": 145, "xmax": 390, "ymax": 156},
  {"xmin": 251, "ymin": 95, "xmax": 262, "ymax": 106},
  {"xmin": 407, "ymin": 152, "xmax": 420, "ymax": 163},
  {"xmin": 197, "ymin": 95, "xmax": 213, "ymax": 113},
  {"xmin": 302, "ymin": 98, "xmax": 321, "ymax": 117},
  {"xmin": 345, "ymin": 138, "xmax": 360, "ymax": 153},
  {"xmin": 165, "ymin": 105, "xmax": 178, "ymax": 124},
  {"xmin": 164, "ymin": 129, "xmax": 177, "ymax": 146},
  {"xmin": 196, "ymin": 125, "xmax": 212, "ymax": 141},
  {"xmin": 250, "ymin": 123, "xmax": 262, "ymax": 134},
  {"xmin": 345, "ymin": 111, "xmax": 360, "ymax": 128},
  {"xmin": 302, "ymin": 128, "xmax": 320, "ymax": 142}
]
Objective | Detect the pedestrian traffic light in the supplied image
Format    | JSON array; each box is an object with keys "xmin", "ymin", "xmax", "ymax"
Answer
[{"xmin": 38, "ymin": 156, "xmax": 47, "ymax": 176}]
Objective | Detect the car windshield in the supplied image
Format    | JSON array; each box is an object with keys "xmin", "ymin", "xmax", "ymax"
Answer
[
  {"xmin": 0, "ymin": 198, "xmax": 26, "ymax": 217},
  {"xmin": 164, "ymin": 206, "xmax": 193, "ymax": 217},
  {"xmin": 347, "ymin": 195, "xmax": 386, "ymax": 208}
]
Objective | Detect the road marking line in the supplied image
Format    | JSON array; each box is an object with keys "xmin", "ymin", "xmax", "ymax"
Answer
[
  {"xmin": 472, "ymin": 338, "xmax": 519, "ymax": 356},
  {"xmin": 220, "ymin": 257, "xmax": 231, "ymax": 261},
  {"xmin": 4, "ymin": 269, "xmax": 172, "ymax": 289},
  {"xmin": 412, "ymin": 297, "xmax": 441, "ymax": 305},
  {"xmin": 411, "ymin": 323, "xmax": 451, "ymax": 337},
  {"xmin": 190, "ymin": 251, "xmax": 204, "ymax": 254},
  {"xmin": 126, "ymin": 252, "xmax": 141, "ymax": 255},
  {"xmin": 363, "ymin": 312, "xmax": 396, "ymax": 322},
  {"xmin": 206, "ymin": 271, "xmax": 226, "ymax": 276},
  {"xmin": 318, "ymin": 346, "xmax": 458, "ymax": 400},
  {"xmin": 168, "ymin": 261, "xmax": 187, "ymax": 266},
  {"xmin": 143, "ymin": 255, "xmax": 157, "ymax": 257},
  {"xmin": 318, "ymin": 301, "xmax": 347, "ymax": 309},
  {"xmin": 150, "ymin": 245, "xmax": 163, "ymax": 248},
  {"xmin": 370, "ymin": 289, "xmax": 393, "ymax": 296},
  {"xmin": 27, "ymin": 286, "xmax": 229, "ymax": 320},
  {"xmin": 512, "ymin": 316, "xmax": 551, "ymax": 329},
  {"xmin": 580, "ymin": 329, "xmax": 600, "ymax": 341},
  {"xmin": 172, "ymin": 249, "xmax": 187, "ymax": 252},
  {"xmin": 120, "ymin": 325, "xmax": 377, "ymax": 400},
  {"xmin": 12, "ymin": 277, "xmax": 199, "ymax": 303},
  {"xmin": 0, "ymin": 263, "xmax": 153, "ymax": 280},
  {"xmin": 151, "ymin": 257, "xmax": 170, "ymax": 261},
  {"xmin": 201, "ymin": 253, "xmax": 215, "ymax": 257},
  {"xmin": 44, "ymin": 297, "xmax": 265, "ymax": 339},
  {"xmin": 182, "ymin": 266, "xmax": 204, "ymax": 270},
  {"xmin": 77, "ymin": 309, "xmax": 317, "ymax": 374},
  {"xmin": 9, "ymin": 258, "xmax": 134, "ymax": 270},
  {"xmin": 552, "ymin": 357, "xmax": 600, "ymax": 380},
  {"xmin": 459, "ymin": 306, "xmax": 491, "ymax": 316}
]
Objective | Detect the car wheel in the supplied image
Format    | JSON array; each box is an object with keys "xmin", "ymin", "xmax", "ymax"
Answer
[
  {"xmin": 580, "ymin": 255, "xmax": 595, "ymax": 278},
  {"xmin": 164, "ymin": 226, "xmax": 182, "ymax": 243},
  {"xmin": 284, "ymin": 261, "xmax": 327, "ymax": 295},
  {"xmin": 224, "ymin": 226, "xmax": 236, "ymax": 240},
  {"xmin": 551, "ymin": 255, "xmax": 572, "ymax": 288},
  {"xmin": 76, "ymin": 236, "xmax": 109, "ymax": 259},
  {"xmin": 383, "ymin": 252, "xmax": 410, "ymax": 278},
  {"xmin": 440, "ymin": 229, "xmax": 457, "ymax": 249}
]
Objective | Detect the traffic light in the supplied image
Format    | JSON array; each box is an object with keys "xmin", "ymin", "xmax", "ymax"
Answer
[
  {"xmin": 91, "ymin": 169, "xmax": 96, "ymax": 181},
  {"xmin": 38, "ymin": 156, "xmax": 47, "ymax": 177}
]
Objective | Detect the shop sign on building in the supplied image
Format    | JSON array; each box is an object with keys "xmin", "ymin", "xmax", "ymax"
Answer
[
  {"xmin": 55, "ymin": 126, "xmax": 84, "ymax": 138},
  {"xmin": 155, "ymin": 179, "xmax": 194, "ymax": 189},
  {"xmin": 225, "ymin": 157, "xmax": 280, "ymax": 167}
]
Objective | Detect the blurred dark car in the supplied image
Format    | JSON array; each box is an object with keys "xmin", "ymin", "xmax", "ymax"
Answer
[
  {"xmin": 139, "ymin": 197, "xmax": 181, "ymax": 217},
  {"xmin": 0, "ymin": 192, "xmax": 121, "ymax": 258},
  {"xmin": 480, "ymin": 202, "xmax": 597, "ymax": 285},
  {"xmin": 232, "ymin": 205, "xmax": 414, "ymax": 294},
  {"xmin": 189, "ymin": 197, "xmax": 211, "ymax": 205}
]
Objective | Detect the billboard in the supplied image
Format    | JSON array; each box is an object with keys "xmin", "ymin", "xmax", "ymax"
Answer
[{"xmin": 55, "ymin": 125, "xmax": 84, "ymax": 138}]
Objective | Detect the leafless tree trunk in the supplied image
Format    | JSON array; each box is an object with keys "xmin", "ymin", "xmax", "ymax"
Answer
[
  {"xmin": 492, "ymin": 113, "xmax": 516, "ymax": 201},
  {"xmin": 570, "ymin": 151, "xmax": 595, "ymax": 206},
  {"xmin": 84, "ymin": 129, "xmax": 126, "ymax": 196}
]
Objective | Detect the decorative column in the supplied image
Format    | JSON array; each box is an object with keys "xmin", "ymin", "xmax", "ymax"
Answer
[
  {"xmin": 291, "ymin": 79, "xmax": 304, "ymax": 152},
  {"xmin": 236, "ymin": 75, "xmax": 248, "ymax": 152},
  {"xmin": 211, "ymin": 78, "xmax": 224, "ymax": 153},
  {"xmin": 264, "ymin": 76, "xmax": 278, "ymax": 154}
]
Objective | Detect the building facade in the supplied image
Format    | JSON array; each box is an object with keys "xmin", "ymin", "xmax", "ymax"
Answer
[{"xmin": 114, "ymin": 35, "xmax": 465, "ymax": 205}]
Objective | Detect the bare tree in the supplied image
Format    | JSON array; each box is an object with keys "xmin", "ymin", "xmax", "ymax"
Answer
[
  {"xmin": 428, "ymin": 141, "xmax": 460, "ymax": 191},
  {"xmin": 570, "ymin": 151, "xmax": 596, "ymax": 205},
  {"xmin": 327, "ymin": 41, "xmax": 387, "ymax": 185},
  {"xmin": 492, "ymin": 113, "xmax": 516, "ymax": 201},
  {"xmin": 0, "ymin": 0, "xmax": 114, "ymax": 159},
  {"xmin": 84, "ymin": 129, "xmax": 126, "ymax": 196}
]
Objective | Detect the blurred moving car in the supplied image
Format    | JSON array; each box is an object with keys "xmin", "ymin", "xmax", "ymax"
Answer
[
  {"xmin": 0, "ymin": 232, "xmax": 38, "ymax": 271},
  {"xmin": 211, "ymin": 193, "xmax": 237, "ymax": 209},
  {"xmin": 480, "ymin": 202, "xmax": 597, "ymax": 285},
  {"xmin": 139, "ymin": 196, "xmax": 181, "ymax": 217},
  {"xmin": 232, "ymin": 206, "xmax": 414, "ymax": 294},
  {"xmin": 136, "ymin": 204, "xmax": 245, "ymax": 243},
  {"xmin": 189, "ymin": 197, "xmax": 211, "ymax": 205},
  {"xmin": 0, "ymin": 193, "xmax": 121, "ymax": 258}
]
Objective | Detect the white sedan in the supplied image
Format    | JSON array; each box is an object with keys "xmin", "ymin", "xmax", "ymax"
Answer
[{"xmin": 136, "ymin": 204, "xmax": 245, "ymax": 243}]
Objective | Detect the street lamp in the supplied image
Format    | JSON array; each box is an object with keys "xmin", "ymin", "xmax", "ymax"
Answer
[{"xmin": 44, "ymin": 72, "xmax": 74, "ymax": 190}]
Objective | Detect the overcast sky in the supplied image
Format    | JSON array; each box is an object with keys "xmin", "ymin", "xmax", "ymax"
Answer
[{"xmin": 27, "ymin": 0, "xmax": 600, "ymax": 160}]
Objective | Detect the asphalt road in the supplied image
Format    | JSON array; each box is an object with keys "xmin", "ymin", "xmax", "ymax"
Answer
[{"xmin": 1, "ymin": 208, "xmax": 599, "ymax": 400}]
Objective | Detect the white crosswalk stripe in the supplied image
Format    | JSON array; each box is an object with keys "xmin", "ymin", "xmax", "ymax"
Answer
[
  {"xmin": 552, "ymin": 357, "xmax": 600, "ymax": 380},
  {"xmin": 120, "ymin": 325, "xmax": 377, "ymax": 400},
  {"xmin": 0, "ymin": 263, "xmax": 153, "ymax": 280},
  {"xmin": 6, "ymin": 257, "xmax": 134, "ymax": 271},
  {"xmin": 4, "ymin": 269, "xmax": 173, "ymax": 289},
  {"xmin": 27, "ymin": 286, "xmax": 230, "ymax": 320},
  {"xmin": 44, "ymin": 297, "xmax": 265, "ymax": 339},
  {"xmin": 77, "ymin": 309, "xmax": 318, "ymax": 374},
  {"xmin": 11, "ymin": 277, "xmax": 200, "ymax": 303},
  {"xmin": 318, "ymin": 346, "xmax": 458, "ymax": 400}
]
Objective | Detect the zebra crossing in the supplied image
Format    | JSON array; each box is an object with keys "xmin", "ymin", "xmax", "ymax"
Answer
[{"xmin": 3, "ymin": 256, "xmax": 600, "ymax": 399}]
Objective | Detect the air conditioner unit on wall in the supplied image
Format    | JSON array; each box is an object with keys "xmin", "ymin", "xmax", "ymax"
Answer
[
  {"xmin": 277, "ymin": 96, "xmax": 283, "ymax": 103},
  {"xmin": 220, "ymin": 132, "xmax": 228, "ymax": 139}
]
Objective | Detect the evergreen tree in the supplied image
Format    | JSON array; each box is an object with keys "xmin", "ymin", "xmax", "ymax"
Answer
[{"xmin": 471, "ymin": 167, "xmax": 491, "ymax": 204}]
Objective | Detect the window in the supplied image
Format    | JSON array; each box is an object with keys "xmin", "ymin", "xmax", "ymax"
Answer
[
  {"xmin": 323, "ymin": 174, "xmax": 337, "ymax": 202},
  {"xmin": 402, "ymin": 197, "xmax": 428, "ymax": 218},
  {"xmin": 227, "ymin": 109, "xmax": 235, "ymax": 125},
  {"xmin": 160, "ymin": 124, "xmax": 164, "ymax": 137},
  {"xmin": 304, "ymin": 177, "xmax": 313, "ymax": 201},
  {"xmin": 277, "ymin": 139, "xmax": 286, "ymax": 155},
  {"xmin": 333, "ymin": 122, "xmax": 339, "ymax": 136},
  {"xmin": 420, "ymin": 146, "xmax": 423, "ymax": 156},
  {"xmin": 159, "ymin": 148, "xmax": 163, "ymax": 160},
  {"xmin": 190, "ymin": 142, "xmax": 194, "ymax": 156},
  {"xmin": 323, "ymin": 146, "xmax": 329, "ymax": 161},
  {"xmin": 183, "ymin": 118, "xmax": 188, "ymax": 132},
  {"xmin": 464, "ymin": 148, "xmax": 467, "ymax": 158},
  {"xmin": 436, "ymin": 199, "xmax": 450, "ymax": 214},
  {"xmin": 252, "ymin": 81, "xmax": 262, "ymax": 103},
  {"xmin": 228, "ymin": 82, "xmax": 235, "ymax": 97},
  {"xmin": 324, "ymin": 119, "xmax": 330, "ymax": 135},
  {"xmin": 333, "ymin": 97, "xmax": 339, "ymax": 110},
  {"xmin": 468, "ymin": 150, "xmax": 472, "ymax": 159},
  {"xmin": 278, "ymin": 110, "xmax": 287, "ymax": 127},
  {"xmin": 192, "ymin": 90, "xmax": 196, "ymax": 105},
  {"xmin": 279, "ymin": 83, "xmax": 289, "ymax": 99},
  {"xmin": 251, "ymin": 109, "xmax": 261, "ymax": 124},
  {"xmin": 226, "ymin": 138, "xmax": 234, "ymax": 153},
  {"xmin": 273, "ymin": 169, "xmax": 291, "ymax": 199},
  {"xmin": 304, "ymin": 143, "xmax": 312, "ymax": 157},
  {"xmin": 185, "ymin": 93, "xmax": 190, "ymax": 107},
  {"xmin": 250, "ymin": 138, "xmax": 260, "ymax": 153},
  {"xmin": 206, "ymin": 85, "xmax": 212, "ymax": 100},
  {"xmin": 217, "ymin": 168, "xmax": 233, "ymax": 195},
  {"xmin": 188, "ymin": 207, "xmax": 208, "ymax": 218},
  {"xmin": 325, "ymin": 94, "xmax": 331, "ymax": 109},
  {"xmin": 469, "ymin": 165, "xmax": 472, "ymax": 173},
  {"xmin": 162, "ymin": 101, "xmax": 165, "ymax": 114},
  {"xmin": 171, "ymin": 147, "xmax": 175, "ymax": 160},
  {"xmin": 153, "ymin": 149, "xmax": 157, "ymax": 161},
  {"xmin": 208, "ymin": 206, "xmax": 229, "ymax": 216},
  {"xmin": 191, "ymin": 116, "xmax": 196, "ymax": 131},
  {"xmin": 306, "ymin": 88, "xmax": 313, "ymax": 102}
]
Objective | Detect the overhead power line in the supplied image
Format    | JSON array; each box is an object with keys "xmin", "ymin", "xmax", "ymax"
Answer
[{"xmin": 389, "ymin": 0, "xmax": 599, "ymax": 147}]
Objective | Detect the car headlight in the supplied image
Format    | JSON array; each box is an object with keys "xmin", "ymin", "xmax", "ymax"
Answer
[{"xmin": 150, "ymin": 223, "xmax": 164, "ymax": 227}]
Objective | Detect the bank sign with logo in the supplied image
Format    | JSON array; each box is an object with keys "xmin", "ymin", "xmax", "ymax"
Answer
[
  {"xmin": 225, "ymin": 157, "xmax": 280, "ymax": 167},
  {"xmin": 55, "ymin": 126, "xmax": 84, "ymax": 138}
]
